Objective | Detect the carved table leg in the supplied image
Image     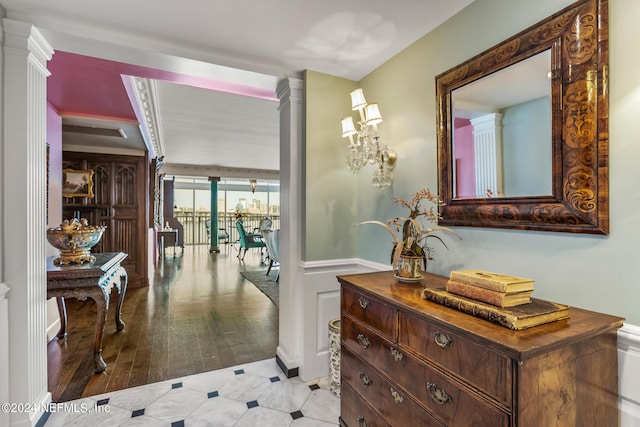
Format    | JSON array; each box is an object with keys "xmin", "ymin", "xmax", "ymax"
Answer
[
  {"xmin": 90, "ymin": 287, "xmax": 110, "ymax": 373},
  {"xmin": 55, "ymin": 297, "xmax": 67, "ymax": 339},
  {"xmin": 115, "ymin": 267, "xmax": 128, "ymax": 331}
]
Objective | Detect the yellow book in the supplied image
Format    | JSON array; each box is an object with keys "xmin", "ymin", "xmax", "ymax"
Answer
[
  {"xmin": 422, "ymin": 287, "xmax": 569, "ymax": 330},
  {"xmin": 449, "ymin": 269, "xmax": 534, "ymax": 293},
  {"xmin": 446, "ymin": 280, "xmax": 532, "ymax": 308}
]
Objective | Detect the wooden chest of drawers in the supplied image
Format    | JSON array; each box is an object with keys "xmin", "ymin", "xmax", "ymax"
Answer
[{"xmin": 337, "ymin": 271, "xmax": 624, "ymax": 427}]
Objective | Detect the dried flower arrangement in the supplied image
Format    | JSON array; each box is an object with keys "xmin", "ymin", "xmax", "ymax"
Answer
[{"xmin": 357, "ymin": 188, "xmax": 461, "ymax": 273}]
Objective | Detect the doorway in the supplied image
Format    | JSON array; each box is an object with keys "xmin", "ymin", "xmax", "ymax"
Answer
[{"xmin": 3, "ymin": 22, "xmax": 303, "ymax": 416}]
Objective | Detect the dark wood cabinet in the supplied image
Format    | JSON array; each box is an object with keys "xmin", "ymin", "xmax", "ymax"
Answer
[
  {"xmin": 337, "ymin": 271, "xmax": 624, "ymax": 427},
  {"xmin": 62, "ymin": 151, "xmax": 149, "ymax": 287}
]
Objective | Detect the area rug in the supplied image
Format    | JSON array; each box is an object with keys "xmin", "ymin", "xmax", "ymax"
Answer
[{"xmin": 240, "ymin": 270, "xmax": 279, "ymax": 307}]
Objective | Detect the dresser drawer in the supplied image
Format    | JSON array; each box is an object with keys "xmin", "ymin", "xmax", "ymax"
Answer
[
  {"xmin": 342, "ymin": 285, "xmax": 396, "ymax": 340},
  {"xmin": 343, "ymin": 315, "xmax": 509, "ymax": 426},
  {"xmin": 399, "ymin": 310, "xmax": 512, "ymax": 406},
  {"xmin": 342, "ymin": 347, "xmax": 445, "ymax": 427},
  {"xmin": 341, "ymin": 382, "xmax": 391, "ymax": 427},
  {"xmin": 383, "ymin": 343, "xmax": 510, "ymax": 426},
  {"xmin": 341, "ymin": 315, "xmax": 396, "ymax": 369}
]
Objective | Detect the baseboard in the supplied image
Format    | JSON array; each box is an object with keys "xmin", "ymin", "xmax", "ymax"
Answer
[
  {"xmin": 275, "ymin": 353, "xmax": 299, "ymax": 378},
  {"xmin": 9, "ymin": 390, "xmax": 52, "ymax": 427},
  {"xmin": 35, "ymin": 411, "xmax": 51, "ymax": 427}
]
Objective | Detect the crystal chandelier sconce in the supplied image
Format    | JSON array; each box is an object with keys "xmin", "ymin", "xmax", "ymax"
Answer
[{"xmin": 340, "ymin": 88, "xmax": 397, "ymax": 189}]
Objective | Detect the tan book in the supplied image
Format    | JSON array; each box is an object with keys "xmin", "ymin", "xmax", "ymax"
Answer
[
  {"xmin": 446, "ymin": 280, "xmax": 532, "ymax": 308},
  {"xmin": 422, "ymin": 287, "xmax": 569, "ymax": 330},
  {"xmin": 449, "ymin": 269, "xmax": 534, "ymax": 293}
]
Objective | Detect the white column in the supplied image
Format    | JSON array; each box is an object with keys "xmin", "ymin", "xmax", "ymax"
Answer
[
  {"xmin": 2, "ymin": 19, "xmax": 53, "ymax": 426},
  {"xmin": 0, "ymin": 283, "xmax": 10, "ymax": 427},
  {"xmin": 275, "ymin": 77, "xmax": 303, "ymax": 375},
  {"xmin": 471, "ymin": 113, "xmax": 503, "ymax": 197}
]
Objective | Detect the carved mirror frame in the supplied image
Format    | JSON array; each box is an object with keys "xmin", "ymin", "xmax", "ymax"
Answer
[{"xmin": 436, "ymin": 0, "xmax": 608, "ymax": 234}]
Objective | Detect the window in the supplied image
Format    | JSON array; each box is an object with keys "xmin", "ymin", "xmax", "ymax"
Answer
[{"xmin": 170, "ymin": 176, "xmax": 280, "ymax": 245}]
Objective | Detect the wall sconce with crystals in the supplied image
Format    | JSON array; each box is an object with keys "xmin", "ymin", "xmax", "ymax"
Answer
[
  {"xmin": 249, "ymin": 179, "xmax": 257, "ymax": 193},
  {"xmin": 341, "ymin": 88, "xmax": 397, "ymax": 189}
]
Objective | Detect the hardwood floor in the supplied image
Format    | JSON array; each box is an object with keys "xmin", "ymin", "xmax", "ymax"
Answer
[{"xmin": 47, "ymin": 244, "xmax": 278, "ymax": 402}]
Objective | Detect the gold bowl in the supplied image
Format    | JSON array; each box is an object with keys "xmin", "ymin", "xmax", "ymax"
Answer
[{"xmin": 47, "ymin": 218, "xmax": 106, "ymax": 265}]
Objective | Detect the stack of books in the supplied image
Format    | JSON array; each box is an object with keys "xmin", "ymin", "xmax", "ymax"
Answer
[
  {"xmin": 446, "ymin": 269, "xmax": 534, "ymax": 308},
  {"xmin": 421, "ymin": 269, "xmax": 570, "ymax": 330}
]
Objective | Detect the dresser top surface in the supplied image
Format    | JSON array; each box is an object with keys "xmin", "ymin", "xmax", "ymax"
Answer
[{"xmin": 338, "ymin": 271, "xmax": 624, "ymax": 360}]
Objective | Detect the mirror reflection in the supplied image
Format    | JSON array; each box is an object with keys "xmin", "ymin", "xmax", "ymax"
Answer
[{"xmin": 452, "ymin": 50, "xmax": 552, "ymax": 199}]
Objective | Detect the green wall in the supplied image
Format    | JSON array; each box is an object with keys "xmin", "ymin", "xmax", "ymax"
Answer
[
  {"xmin": 305, "ymin": 0, "xmax": 640, "ymax": 326},
  {"xmin": 304, "ymin": 71, "xmax": 359, "ymax": 261},
  {"xmin": 502, "ymin": 97, "xmax": 552, "ymax": 196}
]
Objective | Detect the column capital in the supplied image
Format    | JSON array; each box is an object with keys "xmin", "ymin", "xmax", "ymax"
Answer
[{"xmin": 3, "ymin": 19, "xmax": 53, "ymax": 75}]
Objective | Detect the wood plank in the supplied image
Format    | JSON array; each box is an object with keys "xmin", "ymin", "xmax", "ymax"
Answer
[{"xmin": 48, "ymin": 246, "xmax": 277, "ymax": 401}]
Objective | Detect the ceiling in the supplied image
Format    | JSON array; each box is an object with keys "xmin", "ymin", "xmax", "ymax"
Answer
[{"xmin": 2, "ymin": 0, "xmax": 475, "ymax": 178}]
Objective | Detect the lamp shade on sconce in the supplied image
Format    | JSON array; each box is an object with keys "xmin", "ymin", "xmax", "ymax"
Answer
[
  {"xmin": 341, "ymin": 117, "xmax": 357, "ymax": 137},
  {"xmin": 350, "ymin": 88, "xmax": 367, "ymax": 111},
  {"xmin": 365, "ymin": 103, "xmax": 383, "ymax": 126},
  {"xmin": 339, "ymin": 88, "xmax": 396, "ymax": 189}
]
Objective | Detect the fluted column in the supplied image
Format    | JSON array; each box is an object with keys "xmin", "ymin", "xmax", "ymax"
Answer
[
  {"xmin": 2, "ymin": 19, "xmax": 53, "ymax": 426},
  {"xmin": 275, "ymin": 77, "xmax": 303, "ymax": 375},
  {"xmin": 471, "ymin": 113, "xmax": 503, "ymax": 197}
]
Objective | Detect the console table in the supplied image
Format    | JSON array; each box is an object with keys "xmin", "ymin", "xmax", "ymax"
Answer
[
  {"xmin": 157, "ymin": 229, "xmax": 178, "ymax": 258},
  {"xmin": 47, "ymin": 252, "xmax": 128, "ymax": 373}
]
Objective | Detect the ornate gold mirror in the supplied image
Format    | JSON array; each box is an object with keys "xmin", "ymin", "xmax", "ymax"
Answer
[{"xmin": 436, "ymin": 0, "xmax": 608, "ymax": 234}]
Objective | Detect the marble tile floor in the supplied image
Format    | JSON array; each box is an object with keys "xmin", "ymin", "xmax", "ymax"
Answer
[{"xmin": 43, "ymin": 358, "xmax": 340, "ymax": 427}]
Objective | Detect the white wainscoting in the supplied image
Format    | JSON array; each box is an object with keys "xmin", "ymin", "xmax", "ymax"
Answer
[
  {"xmin": 619, "ymin": 323, "xmax": 640, "ymax": 427},
  {"xmin": 297, "ymin": 258, "xmax": 640, "ymax": 426},
  {"xmin": 298, "ymin": 258, "xmax": 389, "ymax": 381}
]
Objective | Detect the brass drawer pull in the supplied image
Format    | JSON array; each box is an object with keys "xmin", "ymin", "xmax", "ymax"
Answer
[
  {"xmin": 390, "ymin": 387, "xmax": 404, "ymax": 403},
  {"xmin": 358, "ymin": 296, "xmax": 369, "ymax": 309},
  {"xmin": 357, "ymin": 333, "xmax": 371, "ymax": 349},
  {"xmin": 390, "ymin": 347, "xmax": 404, "ymax": 362},
  {"xmin": 433, "ymin": 331, "xmax": 453, "ymax": 348},
  {"xmin": 427, "ymin": 382, "xmax": 452, "ymax": 405},
  {"xmin": 358, "ymin": 370, "xmax": 372, "ymax": 386},
  {"xmin": 357, "ymin": 416, "xmax": 370, "ymax": 427}
]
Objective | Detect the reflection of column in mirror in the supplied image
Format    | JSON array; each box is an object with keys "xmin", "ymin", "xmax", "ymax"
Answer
[{"xmin": 470, "ymin": 113, "xmax": 503, "ymax": 198}]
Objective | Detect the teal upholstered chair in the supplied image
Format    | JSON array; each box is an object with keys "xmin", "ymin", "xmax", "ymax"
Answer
[
  {"xmin": 235, "ymin": 220, "xmax": 265, "ymax": 260},
  {"xmin": 205, "ymin": 219, "xmax": 230, "ymax": 244}
]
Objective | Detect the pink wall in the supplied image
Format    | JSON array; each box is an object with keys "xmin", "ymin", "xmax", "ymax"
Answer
[
  {"xmin": 47, "ymin": 102, "xmax": 62, "ymax": 227},
  {"xmin": 453, "ymin": 118, "xmax": 476, "ymax": 198},
  {"xmin": 47, "ymin": 51, "xmax": 277, "ymax": 121}
]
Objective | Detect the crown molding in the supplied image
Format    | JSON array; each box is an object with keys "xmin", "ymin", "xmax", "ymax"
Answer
[{"xmin": 129, "ymin": 76, "xmax": 163, "ymax": 158}]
